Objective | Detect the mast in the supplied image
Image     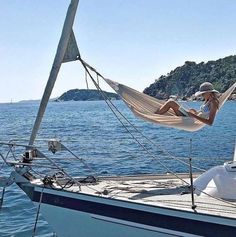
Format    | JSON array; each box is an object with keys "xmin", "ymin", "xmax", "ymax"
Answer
[{"xmin": 29, "ymin": 0, "xmax": 79, "ymax": 145}]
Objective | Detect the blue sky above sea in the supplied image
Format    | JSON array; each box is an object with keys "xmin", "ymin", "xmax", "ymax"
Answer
[{"xmin": 0, "ymin": 0, "xmax": 236, "ymax": 103}]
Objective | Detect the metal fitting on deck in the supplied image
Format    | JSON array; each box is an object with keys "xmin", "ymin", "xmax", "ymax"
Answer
[
  {"xmin": 23, "ymin": 149, "xmax": 37, "ymax": 163},
  {"xmin": 48, "ymin": 139, "xmax": 61, "ymax": 154}
]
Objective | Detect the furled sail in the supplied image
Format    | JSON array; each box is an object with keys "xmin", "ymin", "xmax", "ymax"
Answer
[{"xmin": 104, "ymin": 79, "xmax": 236, "ymax": 132}]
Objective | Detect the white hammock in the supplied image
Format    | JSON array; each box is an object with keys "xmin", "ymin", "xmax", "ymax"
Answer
[{"xmin": 104, "ymin": 79, "xmax": 236, "ymax": 132}]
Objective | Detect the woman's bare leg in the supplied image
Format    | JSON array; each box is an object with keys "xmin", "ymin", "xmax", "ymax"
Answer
[{"xmin": 155, "ymin": 100, "xmax": 183, "ymax": 116}]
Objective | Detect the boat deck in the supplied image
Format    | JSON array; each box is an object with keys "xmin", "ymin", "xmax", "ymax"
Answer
[{"xmin": 31, "ymin": 173, "xmax": 236, "ymax": 219}]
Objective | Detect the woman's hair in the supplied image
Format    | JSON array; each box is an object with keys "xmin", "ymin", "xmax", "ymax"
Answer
[{"xmin": 210, "ymin": 92, "xmax": 219, "ymax": 109}]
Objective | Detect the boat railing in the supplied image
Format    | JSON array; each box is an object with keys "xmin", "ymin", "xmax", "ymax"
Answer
[
  {"xmin": 0, "ymin": 139, "xmax": 98, "ymax": 190},
  {"xmin": 1, "ymin": 139, "xmax": 236, "ymax": 211}
]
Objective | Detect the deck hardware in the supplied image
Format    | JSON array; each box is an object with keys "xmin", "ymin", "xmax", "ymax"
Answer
[
  {"xmin": 189, "ymin": 139, "xmax": 197, "ymax": 211},
  {"xmin": 48, "ymin": 139, "xmax": 61, "ymax": 154}
]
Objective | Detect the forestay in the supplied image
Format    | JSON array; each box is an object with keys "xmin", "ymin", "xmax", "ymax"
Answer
[{"xmin": 105, "ymin": 79, "xmax": 236, "ymax": 132}]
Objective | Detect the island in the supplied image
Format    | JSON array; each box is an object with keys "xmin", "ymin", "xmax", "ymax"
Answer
[
  {"xmin": 144, "ymin": 55, "xmax": 236, "ymax": 100},
  {"xmin": 56, "ymin": 89, "xmax": 120, "ymax": 101}
]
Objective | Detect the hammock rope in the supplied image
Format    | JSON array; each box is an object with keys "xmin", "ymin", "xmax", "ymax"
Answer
[
  {"xmin": 77, "ymin": 57, "xmax": 206, "ymax": 173},
  {"xmin": 57, "ymin": 55, "xmax": 236, "ymax": 208},
  {"xmin": 104, "ymin": 78, "xmax": 236, "ymax": 132}
]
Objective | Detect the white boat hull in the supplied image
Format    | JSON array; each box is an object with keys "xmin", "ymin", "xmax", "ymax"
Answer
[{"xmin": 19, "ymin": 184, "xmax": 236, "ymax": 237}]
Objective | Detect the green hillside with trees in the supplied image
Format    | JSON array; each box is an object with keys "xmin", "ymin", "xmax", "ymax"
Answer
[
  {"xmin": 57, "ymin": 89, "xmax": 120, "ymax": 101},
  {"xmin": 143, "ymin": 55, "xmax": 236, "ymax": 99}
]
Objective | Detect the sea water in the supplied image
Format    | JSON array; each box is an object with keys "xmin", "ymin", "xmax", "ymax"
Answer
[{"xmin": 0, "ymin": 100, "xmax": 235, "ymax": 236}]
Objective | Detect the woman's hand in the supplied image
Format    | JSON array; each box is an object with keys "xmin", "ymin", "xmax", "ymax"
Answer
[
  {"xmin": 187, "ymin": 109, "xmax": 197, "ymax": 117},
  {"xmin": 189, "ymin": 109, "xmax": 197, "ymax": 114},
  {"xmin": 187, "ymin": 111, "xmax": 194, "ymax": 117},
  {"xmin": 187, "ymin": 100, "xmax": 217, "ymax": 125}
]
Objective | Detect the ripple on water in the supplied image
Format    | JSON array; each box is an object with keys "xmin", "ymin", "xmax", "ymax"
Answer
[{"xmin": 0, "ymin": 100, "xmax": 235, "ymax": 236}]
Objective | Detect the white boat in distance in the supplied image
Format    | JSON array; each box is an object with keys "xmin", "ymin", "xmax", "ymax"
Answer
[{"xmin": 1, "ymin": 0, "xmax": 236, "ymax": 236}]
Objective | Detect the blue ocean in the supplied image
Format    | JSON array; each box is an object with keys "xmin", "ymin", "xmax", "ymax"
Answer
[{"xmin": 0, "ymin": 100, "xmax": 235, "ymax": 236}]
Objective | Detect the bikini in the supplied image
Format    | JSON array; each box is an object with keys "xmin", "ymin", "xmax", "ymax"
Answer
[{"xmin": 198, "ymin": 100, "xmax": 211, "ymax": 118}]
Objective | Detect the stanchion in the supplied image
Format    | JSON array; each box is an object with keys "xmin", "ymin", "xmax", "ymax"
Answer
[{"xmin": 189, "ymin": 139, "xmax": 197, "ymax": 211}]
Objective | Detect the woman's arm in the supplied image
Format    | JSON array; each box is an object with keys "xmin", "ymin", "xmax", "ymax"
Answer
[{"xmin": 188, "ymin": 101, "xmax": 218, "ymax": 126}]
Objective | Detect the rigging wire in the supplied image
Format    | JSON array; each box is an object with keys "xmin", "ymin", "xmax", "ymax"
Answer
[
  {"xmin": 32, "ymin": 187, "xmax": 44, "ymax": 237},
  {"xmin": 97, "ymin": 74, "xmax": 100, "ymax": 87},
  {"xmin": 76, "ymin": 58, "xmax": 206, "ymax": 190},
  {"xmin": 62, "ymin": 143, "xmax": 97, "ymax": 177},
  {"xmin": 77, "ymin": 57, "xmax": 205, "ymax": 172},
  {"xmin": 85, "ymin": 70, "xmax": 89, "ymax": 89},
  {"xmin": 1, "ymin": 120, "xmax": 236, "ymax": 209},
  {"xmin": 1, "ymin": 141, "xmax": 102, "ymax": 195},
  {"xmin": 75, "ymin": 58, "xmax": 236, "ymax": 209}
]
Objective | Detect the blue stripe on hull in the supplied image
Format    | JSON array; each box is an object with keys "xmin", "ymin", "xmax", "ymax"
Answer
[{"xmin": 32, "ymin": 190, "xmax": 236, "ymax": 237}]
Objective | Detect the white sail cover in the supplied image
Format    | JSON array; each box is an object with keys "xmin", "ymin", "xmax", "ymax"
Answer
[
  {"xmin": 105, "ymin": 79, "xmax": 236, "ymax": 132},
  {"xmin": 63, "ymin": 30, "xmax": 80, "ymax": 63}
]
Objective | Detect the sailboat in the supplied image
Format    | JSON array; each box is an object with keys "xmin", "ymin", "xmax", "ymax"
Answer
[{"xmin": 1, "ymin": 0, "xmax": 236, "ymax": 236}]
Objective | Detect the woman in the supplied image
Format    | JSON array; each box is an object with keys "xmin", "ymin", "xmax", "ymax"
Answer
[{"xmin": 155, "ymin": 82, "xmax": 219, "ymax": 126}]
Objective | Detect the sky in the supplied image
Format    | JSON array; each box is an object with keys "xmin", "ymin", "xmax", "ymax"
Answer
[{"xmin": 0, "ymin": 0, "xmax": 236, "ymax": 103}]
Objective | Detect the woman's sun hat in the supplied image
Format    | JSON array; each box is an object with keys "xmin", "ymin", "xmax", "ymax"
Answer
[{"xmin": 195, "ymin": 82, "xmax": 219, "ymax": 97}]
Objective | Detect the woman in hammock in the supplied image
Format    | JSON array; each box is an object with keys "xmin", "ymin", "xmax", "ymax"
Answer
[{"xmin": 155, "ymin": 82, "xmax": 219, "ymax": 126}]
